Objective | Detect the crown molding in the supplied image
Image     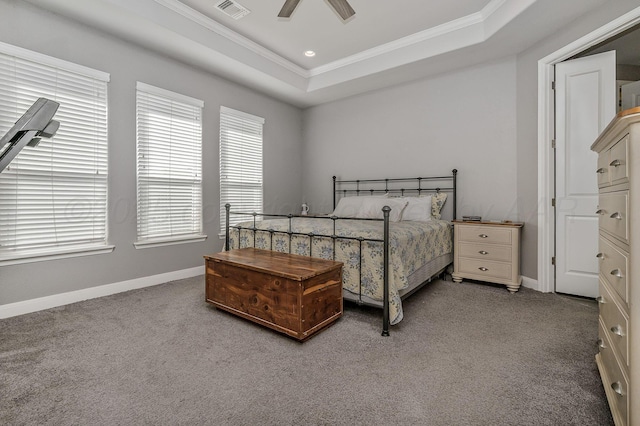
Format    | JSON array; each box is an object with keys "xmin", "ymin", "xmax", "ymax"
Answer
[{"xmin": 152, "ymin": 0, "xmax": 310, "ymax": 78}]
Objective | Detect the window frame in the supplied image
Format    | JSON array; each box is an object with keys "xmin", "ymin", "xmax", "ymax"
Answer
[{"xmin": 134, "ymin": 82, "xmax": 206, "ymax": 249}]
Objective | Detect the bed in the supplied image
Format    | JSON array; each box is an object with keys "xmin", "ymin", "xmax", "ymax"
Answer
[{"xmin": 224, "ymin": 170, "xmax": 458, "ymax": 335}]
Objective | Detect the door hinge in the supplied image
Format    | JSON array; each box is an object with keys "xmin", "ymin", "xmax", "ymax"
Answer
[
  {"xmin": 552, "ymin": 139, "xmax": 556, "ymax": 149},
  {"xmin": 552, "ymin": 198, "xmax": 556, "ymax": 207},
  {"xmin": 551, "ymin": 81, "xmax": 556, "ymax": 91},
  {"xmin": 552, "ymin": 256, "xmax": 556, "ymax": 266}
]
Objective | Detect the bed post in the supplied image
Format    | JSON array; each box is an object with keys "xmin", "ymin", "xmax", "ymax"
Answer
[
  {"xmin": 382, "ymin": 205, "xmax": 391, "ymax": 336},
  {"xmin": 452, "ymin": 169, "xmax": 458, "ymax": 220},
  {"xmin": 225, "ymin": 203, "xmax": 231, "ymax": 251},
  {"xmin": 332, "ymin": 176, "xmax": 337, "ymax": 210}
]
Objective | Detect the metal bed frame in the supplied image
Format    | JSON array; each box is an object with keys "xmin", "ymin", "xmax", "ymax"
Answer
[{"xmin": 225, "ymin": 169, "xmax": 457, "ymax": 336}]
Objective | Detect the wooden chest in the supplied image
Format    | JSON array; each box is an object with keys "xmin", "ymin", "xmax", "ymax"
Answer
[{"xmin": 204, "ymin": 248, "xmax": 343, "ymax": 341}]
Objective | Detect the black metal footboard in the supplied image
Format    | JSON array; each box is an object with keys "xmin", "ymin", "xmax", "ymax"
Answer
[{"xmin": 225, "ymin": 204, "xmax": 392, "ymax": 335}]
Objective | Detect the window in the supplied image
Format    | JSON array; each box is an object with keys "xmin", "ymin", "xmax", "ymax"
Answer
[
  {"xmin": 219, "ymin": 106, "xmax": 264, "ymax": 233},
  {"xmin": 0, "ymin": 42, "xmax": 110, "ymax": 265},
  {"xmin": 135, "ymin": 82, "xmax": 205, "ymax": 247}
]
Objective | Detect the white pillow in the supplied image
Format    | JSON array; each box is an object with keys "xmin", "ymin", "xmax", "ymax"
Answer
[
  {"xmin": 331, "ymin": 195, "xmax": 386, "ymax": 218},
  {"xmin": 356, "ymin": 197, "xmax": 408, "ymax": 222},
  {"xmin": 400, "ymin": 196, "xmax": 433, "ymax": 222}
]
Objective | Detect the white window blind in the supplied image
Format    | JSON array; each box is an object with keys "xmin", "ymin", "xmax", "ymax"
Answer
[
  {"xmin": 0, "ymin": 43, "xmax": 109, "ymax": 262},
  {"xmin": 136, "ymin": 82, "xmax": 204, "ymax": 246},
  {"xmin": 219, "ymin": 106, "xmax": 264, "ymax": 233}
]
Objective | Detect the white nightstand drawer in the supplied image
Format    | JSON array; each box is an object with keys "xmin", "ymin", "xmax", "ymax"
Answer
[
  {"xmin": 457, "ymin": 226, "xmax": 512, "ymax": 245},
  {"xmin": 458, "ymin": 242, "xmax": 511, "ymax": 262},
  {"xmin": 457, "ymin": 258, "xmax": 512, "ymax": 281},
  {"xmin": 610, "ymin": 135, "xmax": 629, "ymax": 185}
]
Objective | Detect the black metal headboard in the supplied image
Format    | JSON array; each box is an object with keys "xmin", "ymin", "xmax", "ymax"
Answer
[{"xmin": 332, "ymin": 169, "xmax": 458, "ymax": 220}]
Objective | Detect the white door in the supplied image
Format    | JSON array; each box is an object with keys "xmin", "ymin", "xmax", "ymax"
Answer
[
  {"xmin": 621, "ymin": 79, "xmax": 640, "ymax": 110},
  {"xmin": 555, "ymin": 51, "xmax": 616, "ymax": 297}
]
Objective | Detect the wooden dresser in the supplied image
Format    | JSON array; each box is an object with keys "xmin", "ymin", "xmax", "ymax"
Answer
[
  {"xmin": 204, "ymin": 248, "xmax": 343, "ymax": 341},
  {"xmin": 591, "ymin": 107, "xmax": 640, "ymax": 426},
  {"xmin": 451, "ymin": 220, "xmax": 523, "ymax": 293}
]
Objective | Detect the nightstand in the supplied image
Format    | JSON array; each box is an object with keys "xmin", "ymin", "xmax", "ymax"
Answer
[{"xmin": 451, "ymin": 220, "xmax": 524, "ymax": 293}]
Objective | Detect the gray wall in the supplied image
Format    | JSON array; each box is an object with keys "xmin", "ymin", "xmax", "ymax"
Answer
[
  {"xmin": 0, "ymin": 0, "xmax": 303, "ymax": 306},
  {"xmin": 302, "ymin": 57, "xmax": 518, "ymax": 220}
]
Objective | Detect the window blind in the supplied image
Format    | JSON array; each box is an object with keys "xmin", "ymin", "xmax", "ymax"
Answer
[
  {"xmin": 0, "ymin": 43, "xmax": 109, "ymax": 260},
  {"xmin": 219, "ymin": 106, "xmax": 264, "ymax": 233},
  {"xmin": 136, "ymin": 82, "xmax": 204, "ymax": 244}
]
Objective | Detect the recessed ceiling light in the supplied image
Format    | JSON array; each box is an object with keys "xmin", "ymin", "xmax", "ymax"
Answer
[{"xmin": 304, "ymin": 50, "xmax": 316, "ymax": 57}]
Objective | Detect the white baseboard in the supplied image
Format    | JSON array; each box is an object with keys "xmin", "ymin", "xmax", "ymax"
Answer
[
  {"xmin": 521, "ymin": 276, "xmax": 541, "ymax": 292},
  {"xmin": 0, "ymin": 266, "xmax": 205, "ymax": 319}
]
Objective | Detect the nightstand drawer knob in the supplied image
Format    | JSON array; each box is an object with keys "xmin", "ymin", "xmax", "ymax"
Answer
[
  {"xmin": 596, "ymin": 296, "xmax": 605, "ymax": 304},
  {"xmin": 611, "ymin": 381, "xmax": 624, "ymax": 396},
  {"xmin": 610, "ymin": 269, "xmax": 623, "ymax": 278},
  {"xmin": 478, "ymin": 267, "xmax": 489, "ymax": 272},
  {"xmin": 478, "ymin": 250, "xmax": 489, "ymax": 255},
  {"xmin": 478, "ymin": 234, "xmax": 488, "ymax": 238},
  {"xmin": 610, "ymin": 325, "xmax": 624, "ymax": 337},
  {"xmin": 596, "ymin": 252, "xmax": 604, "ymax": 259},
  {"xmin": 595, "ymin": 209, "xmax": 605, "ymax": 215},
  {"xmin": 596, "ymin": 338, "xmax": 606, "ymax": 349},
  {"xmin": 596, "ymin": 167, "xmax": 606, "ymax": 174},
  {"xmin": 609, "ymin": 159, "xmax": 621, "ymax": 168},
  {"xmin": 609, "ymin": 212, "xmax": 622, "ymax": 220}
]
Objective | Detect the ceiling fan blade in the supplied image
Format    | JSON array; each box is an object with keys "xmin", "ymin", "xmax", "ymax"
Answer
[
  {"xmin": 327, "ymin": 0, "xmax": 355, "ymax": 20},
  {"xmin": 278, "ymin": 0, "xmax": 301, "ymax": 18}
]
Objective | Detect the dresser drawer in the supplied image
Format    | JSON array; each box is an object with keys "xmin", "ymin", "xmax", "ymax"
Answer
[
  {"xmin": 598, "ymin": 191, "xmax": 629, "ymax": 243},
  {"xmin": 458, "ymin": 242, "xmax": 512, "ymax": 262},
  {"xmin": 598, "ymin": 319, "xmax": 629, "ymax": 426},
  {"xmin": 610, "ymin": 135, "xmax": 629, "ymax": 185},
  {"xmin": 457, "ymin": 258, "xmax": 513, "ymax": 281},
  {"xmin": 599, "ymin": 279, "xmax": 629, "ymax": 367},
  {"xmin": 598, "ymin": 236, "xmax": 629, "ymax": 307},
  {"xmin": 597, "ymin": 150, "xmax": 610, "ymax": 188},
  {"xmin": 456, "ymin": 226, "xmax": 512, "ymax": 245}
]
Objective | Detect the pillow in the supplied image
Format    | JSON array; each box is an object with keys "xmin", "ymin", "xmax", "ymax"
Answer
[
  {"xmin": 356, "ymin": 197, "xmax": 408, "ymax": 222},
  {"xmin": 400, "ymin": 196, "xmax": 432, "ymax": 222},
  {"xmin": 331, "ymin": 195, "xmax": 386, "ymax": 218},
  {"xmin": 431, "ymin": 192, "xmax": 448, "ymax": 219}
]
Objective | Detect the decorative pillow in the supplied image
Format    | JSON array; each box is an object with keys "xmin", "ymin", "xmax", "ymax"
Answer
[
  {"xmin": 400, "ymin": 196, "xmax": 432, "ymax": 222},
  {"xmin": 331, "ymin": 195, "xmax": 386, "ymax": 218},
  {"xmin": 356, "ymin": 197, "xmax": 408, "ymax": 222},
  {"xmin": 431, "ymin": 192, "xmax": 448, "ymax": 219}
]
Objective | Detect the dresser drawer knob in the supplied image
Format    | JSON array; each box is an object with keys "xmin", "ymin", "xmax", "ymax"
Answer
[
  {"xmin": 596, "ymin": 167, "xmax": 606, "ymax": 174},
  {"xmin": 609, "ymin": 212, "xmax": 622, "ymax": 220},
  {"xmin": 478, "ymin": 267, "xmax": 489, "ymax": 272},
  {"xmin": 595, "ymin": 296, "xmax": 605, "ymax": 304},
  {"xmin": 478, "ymin": 250, "xmax": 489, "ymax": 255},
  {"xmin": 610, "ymin": 269, "xmax": 624, "ymax": 278},
  {"xmin": 610, "ymin": 325, "xmax": 624, "ymax": 337},
  {"xmin": 478, "ymin": 234, "xmax": 489, "ymax": 238},
  {"xmin": 609, "ymin": 159, "xmax": 621, "ymax": 168},
  {"xmin": 595, "ymin": 209, "xmax": 605, "ymax": 215},
  {"xmin": 611, "ymin": 381, "xmax": 624, "ymax": 396},
  {"xmin": 596, "ymin": 252, "xmax": 604, "ymax": 259},
  {"xmin": 596, "ymin": 338, "xmax": 606, "ymax": 349}
]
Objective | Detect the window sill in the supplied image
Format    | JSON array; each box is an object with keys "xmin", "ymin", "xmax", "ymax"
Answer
[
  {"xmin": 0, "ymin": 244, "xmax": 115, "ymax": 267},
  {"xmin": 134, "ymin": 234, "xmax": 207, "ymax": 249}
]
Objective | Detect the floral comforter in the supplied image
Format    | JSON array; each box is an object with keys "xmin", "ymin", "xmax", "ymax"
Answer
[{"xmin": 227, "ymin": 218, "xmax": 452, "ymax": 325}]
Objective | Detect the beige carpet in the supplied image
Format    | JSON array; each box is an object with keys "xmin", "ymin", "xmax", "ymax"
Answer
[{"xmin": 0, "ymin": 276, "xmax": 612, "ymax": 425}]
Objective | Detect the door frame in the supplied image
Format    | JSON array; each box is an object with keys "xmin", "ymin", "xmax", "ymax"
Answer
[{"xmin": 537, "ymin": 6, "xmax": 640, "ymax": 293}]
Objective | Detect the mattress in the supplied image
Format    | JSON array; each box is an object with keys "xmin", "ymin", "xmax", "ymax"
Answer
[{"xmin": 228, "ymin": 217, "xmax": 453, "ymax": 325}]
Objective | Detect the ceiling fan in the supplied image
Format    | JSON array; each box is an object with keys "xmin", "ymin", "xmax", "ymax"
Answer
[{"xmin": 278, "ymin": 0, "xmax": 355, "ymax": 21}]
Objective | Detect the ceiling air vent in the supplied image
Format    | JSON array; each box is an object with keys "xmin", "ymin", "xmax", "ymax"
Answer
[{"xmin": 215, "ymin": 0, "xmax": 251, "ymax": 20}]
